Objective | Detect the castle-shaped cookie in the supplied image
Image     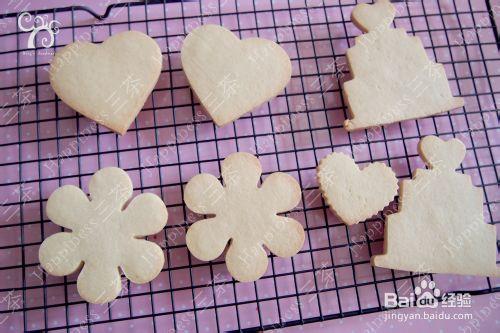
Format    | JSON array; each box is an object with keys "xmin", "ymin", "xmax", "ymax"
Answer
[
  {"xmin": 343, "ymin": 0, "xmax": 464, "ymax": 130},
  {"xmin": 372, "ymin": 136, "xmax": 499, "ymax": 277}
]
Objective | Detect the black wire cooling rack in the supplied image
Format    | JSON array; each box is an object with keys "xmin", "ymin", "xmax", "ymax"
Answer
[{"xmin": 0, "ymin": 0, "xmax": 499, "ymax": 332}]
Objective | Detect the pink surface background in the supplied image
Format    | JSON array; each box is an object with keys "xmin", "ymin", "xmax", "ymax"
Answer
[{"xmin": 0, "ymin": 0, "xmax": 499, "ymax": 332}]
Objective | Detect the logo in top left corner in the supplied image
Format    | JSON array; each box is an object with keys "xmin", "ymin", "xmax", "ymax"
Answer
[{"xmin": 17, "ymin": 12, "xmax": 61, "ymax": 49}]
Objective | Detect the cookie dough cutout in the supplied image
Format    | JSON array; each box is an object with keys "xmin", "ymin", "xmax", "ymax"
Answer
[
  {"xmin": 50, "ymin": 31, "xmax": 162, "ymax": 135},
  {"xmin": 343, "ymin": 0, "xmax": 464, "ymax": 131},
  {"xmin": 372, "ymin": 136, "xmax": 500, "ymax": 277},
  {"xmin": 184, "ymin": 152, "xmax": 304, "ymax": 282},
  {"xmin": 39, "ymin": 167, "xmax": 168, "ymax": 304},
  {"xmin": 317, "ymin": 152, "xmax": 398, "ymax": 225},
  {"xmin": 181, "ymin": 24, "xmax": 292, "ymax": 126}
]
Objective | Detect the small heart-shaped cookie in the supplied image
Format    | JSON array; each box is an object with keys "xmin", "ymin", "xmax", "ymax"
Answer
[
  {"xmin": 317, "ymin": 152, "xmax": 398, "ymax": 225},
  {"xmin": 181, "ymin": 24, "xmax": 292, "ymax": 126},
  {"xmin": 418, "ymin": 135, "xmax": 466, "ymax": 171},
  {"xmin": 351, "ymin": 0, "xmax": 396, "ymax": 33},
  {"xmin": 50, "ymin": 31, "xmax": 162, "ymax": 135}
]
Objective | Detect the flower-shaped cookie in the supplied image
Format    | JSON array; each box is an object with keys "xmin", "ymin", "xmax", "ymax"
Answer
[
  {"xmin": 184, "ymin": 152, "xmax": 305, "ymax": 282},
  {"xmin": 39, "ymin": 167, "xmax": 168, "ymax": 304}
]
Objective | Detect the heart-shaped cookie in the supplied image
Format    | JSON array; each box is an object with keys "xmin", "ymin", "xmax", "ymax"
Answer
[
  {"xmin": 351, "ymin": 0, "xmax": 396, "ymax": 33},
  {"xmin": 418, "ymin": 135, "xmax": 466, "ymax": 171},
  {"xmin": 181, "ymin": 24, "xmax": 292, "ymax": 126},
  {"xmin": 50, "ymin": 31, "xmax": 162, "ymax": 135},
  {"xmin": 317, "ymin": 152, "xmax": 398, "ymax": 225}
]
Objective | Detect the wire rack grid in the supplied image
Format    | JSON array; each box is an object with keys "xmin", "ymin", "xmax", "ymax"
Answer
[{"xmin": 0, "ymin": 0, "xmax": 499, "ymax": 332}]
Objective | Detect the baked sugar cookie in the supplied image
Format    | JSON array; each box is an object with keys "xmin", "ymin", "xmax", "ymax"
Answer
[
  {"xmin": 372, "ymin": 136, "xmax": 500, "ymax": 277},
  {"xmin": 39, "ymin": 167, "xmax": 168, "ymax": 303},
  {"xmin": 317, "ymin": 152, "xmax": 398, "ymax": 225},
  {"xmin": 50, "ymin": 31, "xmax": 162, "ymax": 135},
  {"xmin": 184, "ymin": 152, "xmax": 304, "ymax": 282},
  {"xmin": 181, "ymin": 24, "xmax": 291, "ymax": 126},
  {"xmin": 343, "ymin": 0, "xmax": 464, "ymax": 130}
]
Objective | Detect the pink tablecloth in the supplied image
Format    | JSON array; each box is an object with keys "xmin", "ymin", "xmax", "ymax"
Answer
[{"xmin": 0, "ymin": 0, "xmax": 499, "ymax": 332}]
